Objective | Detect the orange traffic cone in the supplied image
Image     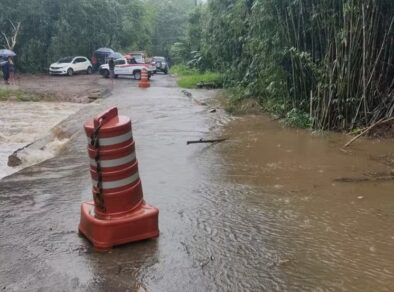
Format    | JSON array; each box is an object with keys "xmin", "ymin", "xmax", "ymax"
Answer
[
  {"xmin": 79, "ymin": 107, "xmax": 159, "ymax": 249},
  {"xmin": 138, "ymin": 68, "xmax": 150, "ymax": 88}
]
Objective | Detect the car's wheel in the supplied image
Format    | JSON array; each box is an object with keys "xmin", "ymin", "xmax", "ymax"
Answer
[
  {"xmin": 87, "ymin": 66, "xmax": 93, "ymax": 74},
  {"xmin": 67, "ymin": 68, "xmax": 74, "ymax": 76},
  {"xmin": 102, "ymin": 69, "xmax": 110, "ymax": 78},
  {"xmin": 114, "ymin": 74, "xmax": 118, "ymax": 79},
  {"xmin": 134, "ymin": 71, "xmax": 141, "ymax": 80},
  {"xmin": 164, "ymin": 68, "xmax": 168, "ymax": 75}
]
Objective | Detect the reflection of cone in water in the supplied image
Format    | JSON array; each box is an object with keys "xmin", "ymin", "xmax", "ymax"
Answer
[
  {"xmin": 79, "ymin": 107, "xmax": 159, "ymax": 249},
  {"xmin": 138, "ymin": 68, "xmax": 150, "ymax": 88}
]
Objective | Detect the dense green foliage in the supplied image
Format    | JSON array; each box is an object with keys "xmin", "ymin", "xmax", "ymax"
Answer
[
  {"xmin": 0, "ymin": 0, "xmax": 194, "ymax": 72},
  {"xmin": 173, "ymin": 0, "xmax": 394, "ymax": 130},
  {"xmin": 148, "ymin": 0, "xmax": 195, "ymax": 57},
  {"xmin": 2, "ymin": 0, "xmax": 393, "ymax": 131}
]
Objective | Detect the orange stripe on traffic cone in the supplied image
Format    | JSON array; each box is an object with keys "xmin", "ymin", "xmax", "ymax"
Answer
[
  {"xmin": 79, "ymin": 107, "xmax": 159, "ymax": 249},
  {"xmin": 138, "ymin": 68, "xmax": 150, "ymax": 88}
]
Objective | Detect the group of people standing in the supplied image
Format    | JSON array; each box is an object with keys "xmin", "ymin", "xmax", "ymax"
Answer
[{"xmin": 1, "ymin": 57, "xmax": 15, "ymax": 85}]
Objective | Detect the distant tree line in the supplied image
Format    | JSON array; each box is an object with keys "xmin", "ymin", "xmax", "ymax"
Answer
[
  {"xmin": 172, "ymin": 0, "xmax": 394, "ymax": 131},
  {"xmin": 0, "ymin": 0, "xmax": 195, "ymax": 72}
]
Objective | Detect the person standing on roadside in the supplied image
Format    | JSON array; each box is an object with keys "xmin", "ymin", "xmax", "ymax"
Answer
[
  {"xmin": 1, "ymin": 58, "xmax": 10, "ymax": 85},
  {"xmin": 8, "ymin": 57, "xmax": 15, "ymax": 84},
  {"xmin": 91, "ymin": 55, "xmax": 97, "ymax": 72},
  {"xmin": 108, "ymin": 57, "xmax": 115, "ymax": 79}
]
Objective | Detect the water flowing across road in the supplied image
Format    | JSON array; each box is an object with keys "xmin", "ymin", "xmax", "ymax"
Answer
[
  {"xmin": 0, "ymin": 102, "xmax": 85, "ymax": 178},
  {"xmin": 0, "ymin": 75, "xmax": 393, "ymax": 291}
]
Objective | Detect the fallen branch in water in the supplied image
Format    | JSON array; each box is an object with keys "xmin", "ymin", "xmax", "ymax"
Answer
[
  {"xmin": 186, "ymin": 138, "xmax": 227, "ymax": 145},
  {"xmin": 343, "ymin": 117, "xmax": 394, "ymax": 148},
  {"xmin": 7, "ymin": 142, "xmax": 34, "ymax": 167},
  {"xmin": 334, "ymin": 175, "xmax": 394, "ymax": 183}
]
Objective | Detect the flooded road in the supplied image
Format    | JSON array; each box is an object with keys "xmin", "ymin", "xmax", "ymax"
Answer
[
  {"xmin": 220, "ymin": 116, "xmax": 394, "ymax": 291},
  {"xmin": 0, "ymin": 74, "xmax": 393, "ymax": 291},
  {"xmin": 0, "ymin": 102, "xmax": 86, "ymax": 178}
]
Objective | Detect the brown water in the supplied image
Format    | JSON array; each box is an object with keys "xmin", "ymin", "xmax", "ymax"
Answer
[
  {"xmin": 0, "ymin": 102, "xmax": 86, "ymax": 178},
  {"xmin": 218, "ymin": 115, "xmax": 394, "ymax": 291},
  {"xmin": 0, "ymin": 75, "xmax": 393, "ymax": 291}
]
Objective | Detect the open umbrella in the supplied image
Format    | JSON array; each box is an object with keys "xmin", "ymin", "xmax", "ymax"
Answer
[
  {"xmin": 95, "ymin": 48, "xmax": 114, "ymax": 54},
  {"xmin": 0, "ymin": 49, "xmax": 16, "ymax": 57}
]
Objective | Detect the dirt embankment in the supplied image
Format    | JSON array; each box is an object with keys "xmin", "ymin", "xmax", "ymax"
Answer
[
  {"xmin": 369, "ymin": 120, "xmax": 394, "ymax": 138},
  {"xmin": 0, "ymin": 74, "xmax": 112, "ymax": 103}
]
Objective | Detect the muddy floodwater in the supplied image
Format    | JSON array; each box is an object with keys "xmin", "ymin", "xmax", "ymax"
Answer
[
  {"xmin": 0, "ymin": 75, "xmax": 393, "ymax": 291},
  {"xmin": 219, "ymin": 116, "xmax": 394, "ymax": 291},
  {"xmin": 0, "ymin": 102, "xmax": 86, "ymax": 178}
]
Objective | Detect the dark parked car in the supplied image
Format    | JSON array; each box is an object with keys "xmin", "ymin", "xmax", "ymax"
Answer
[{"xmin": 151, "ymin": 56, "xmax": 169, "ymax": 74}]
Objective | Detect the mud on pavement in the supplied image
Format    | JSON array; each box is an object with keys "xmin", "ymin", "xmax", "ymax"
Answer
[{"xmin": 1, "ymin": 74, "xmax": 112, "ymax": 103}]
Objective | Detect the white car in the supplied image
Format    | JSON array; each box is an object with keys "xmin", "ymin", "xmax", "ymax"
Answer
[
  {"xmin": 49, "ymin": 56, "xmax": 93, "ymax": 76},
  {"xmin": 99, "ymin": 57, "xmax": 154, "ymax": 80}
]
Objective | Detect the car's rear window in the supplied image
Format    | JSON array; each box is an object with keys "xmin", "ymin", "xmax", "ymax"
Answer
[
  {"xmin": 153, "ymin": 57, "xmax": 165, "ymax": 62},
  {"xmin": 58, "ymin": 57, "xmax": 73, "ymax": 63}
]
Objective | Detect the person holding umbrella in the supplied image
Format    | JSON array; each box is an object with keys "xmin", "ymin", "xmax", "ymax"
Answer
[{"xmin": 0, "ymin": 49, "xmax": 16, "ymax": 85}]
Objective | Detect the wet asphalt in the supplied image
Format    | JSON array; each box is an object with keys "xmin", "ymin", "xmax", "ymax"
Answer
[
  {"xmin": 1, "ymin": 74, "xmax": 393, "ymax": 291},
  {"xmin": 0, "ymin": 74, "xmax": 234, "ymax": 291}
]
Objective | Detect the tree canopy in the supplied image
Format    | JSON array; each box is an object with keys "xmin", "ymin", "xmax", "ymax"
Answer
[
  {"xmin": 172, "ymin": 0, "xmax": 394, "ymax": 130},
  {"xmin": 0, "ymin": 0, "xmax": 196, "ymax": 71},
  {"xmin": 1, "ymin": 0, "xmax": 393, "ymax": 131}
]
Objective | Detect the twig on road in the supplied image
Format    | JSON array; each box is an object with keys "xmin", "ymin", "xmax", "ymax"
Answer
[
  {"xmin": 334, "ymin": 174, "xmax": 394, "ymax": 183},
  {"xmin": 186, "ymin": 138, "xmax": 227, "ymax": 145}
]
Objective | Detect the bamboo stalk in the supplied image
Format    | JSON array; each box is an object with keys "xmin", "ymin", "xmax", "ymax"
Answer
[
  {"xmin": 343, "ymin": 117, "xmax": 394, "ymax": 148},
  {"xmin": 362, "ymin": 3, "xmax": 368, "ymax": 125}
]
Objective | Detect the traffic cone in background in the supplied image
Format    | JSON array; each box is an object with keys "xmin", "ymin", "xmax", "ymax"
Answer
[
  {"xmin": 138, "ymin": 68, "xmax": 150, "ymax": 88},
  {"xmin": 79, "ymin": 107, "xmax": 159, "ymax": 249}
]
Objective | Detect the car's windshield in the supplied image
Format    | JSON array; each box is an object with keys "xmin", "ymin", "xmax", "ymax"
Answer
[
  {"xmin": 153, "ymin": 57, "xmax": 165, "ymax": 62},
  {"xmin": 57, "ymin": 57, "xmax": 74, "ymax": 63},
  {"xmin": 130, "ymin": 54, "xmax": 143, "ymax": 60},
  {"xmin": 115, "ymin": 59, "xmax": 126, "ymax": 65},
  {"xmin": 127, "ymin": 58, "xmax": 144, "ymax": 64}
]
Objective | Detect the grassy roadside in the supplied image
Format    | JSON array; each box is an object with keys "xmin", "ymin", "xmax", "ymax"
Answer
[
  {"xmin": 0, "ymin": 71, "xmax": 54, "ymax": 102},
  {"xmin": 0, "ymin": 88, "xmax": 49, "ymax": 102},
  {"xmin": 221, "ymin": 88, "xmax": 313, "ymax": 129},
  {"xmin": 171, "ymin": 65, "xmax": 311, "ymax": 129},
  {"xmin": 170, "ymin": 65, "xmax": 222, "ymax": 89}
]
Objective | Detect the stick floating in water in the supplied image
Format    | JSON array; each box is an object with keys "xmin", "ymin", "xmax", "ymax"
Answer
[{"xmin": 186, "ymin": 138, "xmax": 227, "ymax": 145}]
